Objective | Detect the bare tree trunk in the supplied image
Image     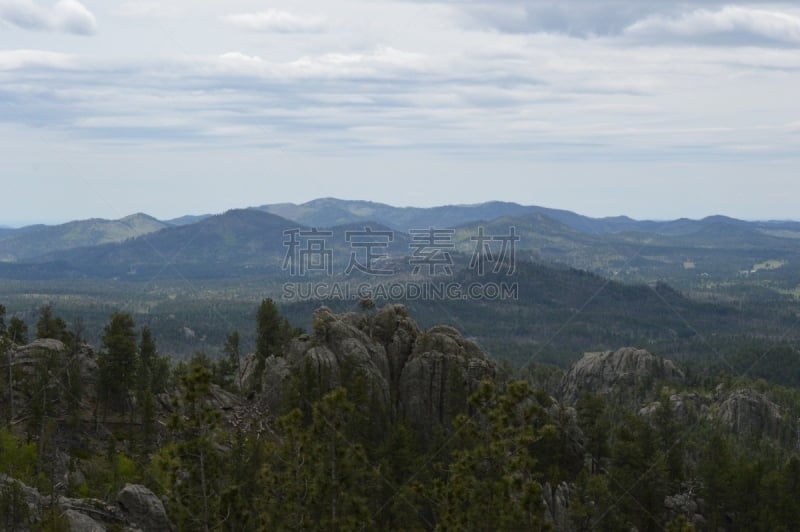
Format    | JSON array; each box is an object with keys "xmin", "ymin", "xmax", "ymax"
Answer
[
  {"xmin": 7, "ymin": 343, "xmax": 13, "ymax": 427},
  {"xmin": 200, "ymin": 448, "xmax": 209, "ymax": 532}
]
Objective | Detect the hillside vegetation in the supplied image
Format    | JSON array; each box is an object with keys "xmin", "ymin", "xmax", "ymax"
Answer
[{"xmin": 2, "ymin": 302, "xmax": 800, "ymax": 530}]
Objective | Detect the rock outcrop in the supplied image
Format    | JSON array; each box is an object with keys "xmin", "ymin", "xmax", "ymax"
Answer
[
  {"xmin": 0, "ymin": 475, "xmax": 169, "ymax": 531},
  {"xmin": 542, "ymin": 481, "xmax": 572, "ymax": 530},
  {"xmin": 718, "ymin": 388, "xmax": 782, "ymax": 439},
  {"xmin": 398, "ymin": 325, "xmax": 496, "ymax": 434},
  {"xmin": 256, "ymin": 305, "xmax": 497, "ymax": 436},
  {"xmin": 117, "ymin": 483, "xmax": 171, "ymax": 531},
  {"xmin": 639, "ymin": 391, "xmax": 712, "ymax": 422},
  {"xmin": 559, "ymin": 347, "xmax": 685, "ymax": 405}
]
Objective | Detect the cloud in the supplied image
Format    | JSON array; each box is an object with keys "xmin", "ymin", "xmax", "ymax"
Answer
[
  {"xmin": 624, "ymin": 6, "xmax": 800, "ymax": 46},
  {"xmin": 53, "ymin": 0, "xmax": 95, "ymax": 34},
  {"xmin": 0, "ymin": 0, "xmax": 96, "ymax": 35},
  {"xmin": 214, "ymin": 47, "xmax": 428, "ymax": 79},
  {"xmin": 0, "ymin": 49, "xmax": 74, "ymax": 69},
  {"xmin": 223, "ymin": 9, "xmax": 326, "ymax": 33},
  {"xmin": 116, "ymin": 1, "xmax": 179, "ymax": 19},
  {"xmin": 446, "ymin": 0, "xmax": 799, "ymax": 44}
]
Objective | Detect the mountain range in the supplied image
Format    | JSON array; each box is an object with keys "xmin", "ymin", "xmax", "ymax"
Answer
[
  {"xmin": 0, "ymin": 198, "xmax": 798, "ymax": 287},
  {"xmin": 2, "ymin": 198, "xmax": 799, "ymax": 368}
]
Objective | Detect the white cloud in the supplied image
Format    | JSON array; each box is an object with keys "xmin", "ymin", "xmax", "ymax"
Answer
[
  {"xmin": 53, "ymin": 0, "xmax": 95, "ymax": 34},
  {"xmin": 223, "ymin": 9, "xmax": 325, "ymax": 33},
  {"xmin": 2, "ymin": 1, "xmax": 800, "ymax": 223},
  {"xmin": 0, "ymin": 48, "xmax": 74, "ymax": 69},
  {"xmin": 116, "ymin": 1, "xmax": 179, "ymax": 19},
  {"xmin": 0, "ymin": 0, "xmax": 96, "ymax": 35},
  {"xmin": 624, "ymin": 6, "xmax": 800, "ymax": 45},
  {"xmin": 213, "ymin": 47, "xmax": 428, "ymax": 79}
]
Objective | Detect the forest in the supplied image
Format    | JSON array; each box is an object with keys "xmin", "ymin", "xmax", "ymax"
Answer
[{"xmin": 2, "ymin": 300, "xmax": 800, "ymax": 531}]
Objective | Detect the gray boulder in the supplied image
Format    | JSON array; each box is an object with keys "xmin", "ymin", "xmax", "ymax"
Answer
[
  {"xmin": 117, "ymin": 484, "xmax": 171, "ymax": 532},
  {"xmin": 63, "ymin": 509, "xmax": 107, "ymax": 532}
]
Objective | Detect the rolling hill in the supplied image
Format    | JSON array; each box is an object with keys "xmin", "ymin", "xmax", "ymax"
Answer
[{"xmin": 0, "ymin": 213, "xmax": 169, "ymax": 262}]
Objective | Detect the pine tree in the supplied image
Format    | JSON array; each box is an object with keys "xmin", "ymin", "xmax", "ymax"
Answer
[
  {"xmin": 255, "ymin": 298, "xmax": 291, "ymax": 361},
  {"xmin": 436, "ymin": 381, "xmax": 547, "ymax": 530},
  {"xmin": 8, "ymin": 317, "xmax": 28, "ymax": 345},
  {"xmin": 97, "ymin": 312, "xmax": 138, "ymax": 414},
  {"xmin": 262, "ymin": 388, "xmax": 378, "ymax": 529},
  {"xmin": 35, "ymin": 305, "xmax": 69, "ymax": 342},
  {"xmin": 136, "ymin": 327, "xmax": 158, "ymax": 445},
  {"xmin": 610, "ymin": 413, "xmax": 668, "ymax": 532},
  {"xmin": 216, "ymin": 331, "xmax": 242, "ymax": 391},
  {"xmin": 576, "ymin": 393, "xmax": 611, "ymax": 474},
  {"xmin": 167, "ymin": 363, "xmax": 224, "ymax": 531}
]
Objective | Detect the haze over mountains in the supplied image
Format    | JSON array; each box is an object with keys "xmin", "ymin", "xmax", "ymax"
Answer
[
  {"xmin": 1, "ymin": 197, "xmax": 799, "ymax": 371},
  {"xmin": 1, "ymin": 198, "xmax": 799, "ymax": 287}
]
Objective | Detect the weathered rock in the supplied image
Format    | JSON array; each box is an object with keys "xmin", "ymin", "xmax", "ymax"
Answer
[
  {"xmin": 63, "ymin": 509, "xmax": 107, "ymax": 532},
  {"xmin": 260, "ymin": 307, "xmax": 391, "ymax": 411},
  {"xmin": 117, "ymin": 484, "xmax": 171, "ymax": 532},
  {"xmin": 256, "ymin": 305, "xmax": 496, "ymax": 437},
  {"xmin": 57, "ymin": 496, "xmax": 126, "ymax": 529},
  {"xmin": 259, "ymin": 354, "xmax": 291, "ymax": 406},
  {"xmin": 206, "ymin": 384, "xmax": 240, "ymax": 411},
  {"xmin": 0, "ymin": 473, "xmax": 42, "ymax": 525},
  {"xmin": 398, "ymin": 325, "xmax": 496, "ymax": 435},
  {"xmin": 718, "ymin": 388, "xmax": 782, "ymax": 439},
  {"xmin": 559, "ymin": 347, "xmax": 684, "ymax": 405},
  {"xmin": 0, "ymin": 474, "xmax": 159, "ymax": 531},
  {"xmin": 640, "ymin": 392, "xmax": 711, "ymax": 422},
  {"xmin": 664, "ymin": 482, "xmax": 706, "ymax": 530},
  {"xmin": 372, "ymin": 304, "xmax": 420, "ymax": 384},
  {"xmin": 542, "ymin": 481, "xmax": 572, "ymax": 531}
]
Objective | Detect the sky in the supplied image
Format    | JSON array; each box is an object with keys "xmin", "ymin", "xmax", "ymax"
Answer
[{"xmin": 1, "ymin": 0, "xmax": 800, "ymax": 226}]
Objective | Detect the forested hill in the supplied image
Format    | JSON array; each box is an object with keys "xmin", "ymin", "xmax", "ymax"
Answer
[{"xmin": 2, "ymin": 302, "xmax": 800, "ymax": 530}]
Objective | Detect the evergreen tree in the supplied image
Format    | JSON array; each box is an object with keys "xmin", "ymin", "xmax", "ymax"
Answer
[
  {"xmin": 262, "ymin": 388, "xmax": 378, "ymax": 529},
  {"xmin": 255, "ymin": 298, "xmax": 292, "ymax": 361},
  {"xmin": 437, "ymin": 381, "xmax": 547, "ymax": 530},
  {"xmin": 218, "ymin": 430, "xmax": 266, "ymax": 531},
  {"xmin": 568, "ymin": 468, "xmax": 621, "ymax": 531},
  {"xmin": 139, "ymin": 326, "xmax": 157, "ymax": 378},
  {"xmin": 35, "ymin": 305, "xmax": 69, "ymax": 342},
  {"xmin": 576, "ymin": 393, "xmax": 611, "ymax": 474},
  {"xmin": 8, "ymin": 317, "xmax": 28, "ymax": 345},
  {"xmin": 221, "ymin": 331, "xmax": 241, "ymax": 391},
  {"xmin": 0, "ymin": 304, "xmax": 6, "ymax": 336},
  {"xmin": 699, "ymin": 428, "xmax": 735, "ymax": 530},
  {"xmin": 167, "ymin": 363, "xmax": 225, "ymax": 531},
  {"xmin": 610, "ymin": 413, "xmax": 668, "ymax": 532},
  {"xmin": 97, "ymin": 312, "xmax": 138, "ymax": 414},
  {"xmin": 137, "ymin": 326, "xmax": 159, "ymax": 445}
]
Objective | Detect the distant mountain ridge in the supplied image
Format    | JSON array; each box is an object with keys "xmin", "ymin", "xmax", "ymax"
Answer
[
  {"xmin": 4, "ymin": 199, "xmax": 800, "ymax": 278},
  {"xmin": 254, "ymin": 198, "xmax": 800, "ymax": 237},
  {"xmin": 0, "ymin": 213, "xmax": 169, "ymax": 262}
]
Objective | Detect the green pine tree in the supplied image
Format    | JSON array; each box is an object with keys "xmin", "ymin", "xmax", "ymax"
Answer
[{"xmin": 97, "ymin": 312, "xmax": 138, "ymax": 415}]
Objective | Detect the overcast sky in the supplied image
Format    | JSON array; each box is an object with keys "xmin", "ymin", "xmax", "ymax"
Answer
[{"xmin": 2, "ymin": 0, "xmax": 800, "ymax": 225}]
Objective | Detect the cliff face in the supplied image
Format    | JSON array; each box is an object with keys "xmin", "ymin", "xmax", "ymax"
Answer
[
  {"xmin": 718, "ymin": 388, "xmax": 783, "ymax": 439},
  {"xmin": 559, "ymin": 347, "xmax": 685, "ymax": 405},
  {"xmin": 258, "ymin": 304, "xmax": 496, "ymax": 436}
]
